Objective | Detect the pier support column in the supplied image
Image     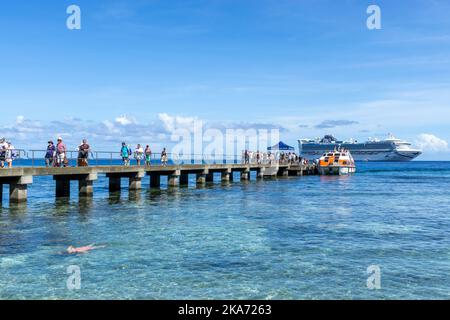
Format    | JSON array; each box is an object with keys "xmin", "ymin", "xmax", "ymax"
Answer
[
  {"xmin": 196, "ymin": 170, "xmax": 208, "ymax": 185},
  {"xmin": 206, "ymin": 172, "xmax": 214, "ymax": 183},
  {"xmin": 179, "ymin": 174, "xmax": 189, "ymax": 186},
  {"xmin": 240, "ymin": 170, "xmax": 250, "ymax": 181},
  {"xmin": 277, "ymin": 168, "xmax": 289, "ymax": 177},
  {"xmin": 168, "ymin": 170, "xmax": 180, "ymax": 187},
  {"xmin": 9, "ymin": 176, "xmax": 32, "ymax": 204},
  {"xmin": 55, "ymin": 178, "xmax": 70, "ymax": 198},
  {"xmin": 108, "ymin": 176, "xmax": 121, "ymax": 192},
  {"xmin": 257, "ymin": 168, "xmax": 265, "ymax": 179},
  {"xmin": 150, "ymin": 174, "xmax": 161, "ymax": 188},
  {"xmin": 221, "ymin": 169, "xmax": 231, "ymax": 182},
  {"xmin": 129, "ymin": 172, "xmax": 145, "ymax": 191},
  {"xmin": 79, "ymin": 173, "xmax": 97, "ymax": 197}
]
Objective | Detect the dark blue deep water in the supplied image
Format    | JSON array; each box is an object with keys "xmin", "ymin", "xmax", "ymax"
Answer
[{"xmin": 0, "ymin": 162, "xmax": 449, "ymax": 299}]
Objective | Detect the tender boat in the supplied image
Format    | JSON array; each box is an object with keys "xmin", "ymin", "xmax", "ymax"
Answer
[{"xmin": 318, "ymin": 149, "xmax": 356, "ymax": 176}]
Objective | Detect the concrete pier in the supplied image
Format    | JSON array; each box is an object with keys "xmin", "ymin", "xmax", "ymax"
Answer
[
  {"xmin": 277, "ymin": 168, "xmax": 289, "ymax": 177},
  {"xmin": 221, "ymin": 169, "xmax": 231, "ymax": 182},
  {"xmin": 79, "ymin": 179, "xmax": 94, "ymax": 196},
  {"xmin": 55, "ymin": 178, "xmax": 70, "ymax": 197},
  {"xmin": 206, "ymin": 172, "xmax": 214, "ymax": 183},
  {"xmin": 196, "ymin": 173, "xmax": 206, "ymax": 185},
  {"xmin": 129, "ymin": 172, "xmax": 144, "ymax": 191},
  {"xmin": 150, "ymin": 174, "xmax": 161, "ymax": 188},
  {"xmin": 108, "ymin": 176, "xmax": 121, "ymax": 192},
  {"xmin": 168, "ymin": 170, "xmax": 180, "ymax": 187},
  {"xmin": 179, "ymin": 173, "xmax": 189, "ymax": 186},
  {"xmin": 257, "ymin": 167, "xmax": 265, "ymax": 179},
  {"xmin": 240, "ymin": 169, "xmax": 250, "ymax": 181},
  {"xmin": 0, "ymin": 163, "xmax": 317, "ymax": 204},
  {"xmin": 79, "ymin": 173, "xmax": 97, "ymax": 197},
  {"xmin": 9, "ymin": 176, "xmax": 32, "ymax": 203}
]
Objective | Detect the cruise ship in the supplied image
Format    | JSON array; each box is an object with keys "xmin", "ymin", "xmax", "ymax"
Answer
[{"xmin": 298, "ymin": 134, "xmax": 422, "ymax": 162}]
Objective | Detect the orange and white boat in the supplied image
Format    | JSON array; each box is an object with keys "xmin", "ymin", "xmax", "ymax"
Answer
[{"xmin": 318, "ymin": 149, "xmax": 356, "ymax": 176}]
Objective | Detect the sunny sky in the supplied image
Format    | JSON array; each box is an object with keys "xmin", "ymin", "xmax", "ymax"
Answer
[{"xmin": 1, "ymin": 0, "xmax": 450, "ymax": 159}]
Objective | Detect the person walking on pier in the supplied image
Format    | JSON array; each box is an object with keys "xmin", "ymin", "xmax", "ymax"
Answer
[
  {"xmin": 145, "ymin": 145, "xmax": 152, "ymax": 166},
  {"xmin": 5, "ymin": 141, "xmax": 16, "ymax": 168},
  {"xmin": 134, "ymin": 144, "xmax": 144, "ymax": 166},
  {"xmin": 244, "ymin": 150, "xmax": 250, "ymax": 164},
  {"xmin": 45, "ymin": 141, "xmax": 56, "ymax": 167},
  {"xmin": 256, "ymin": 151, "xmax": 261, "ymax": 164},
  {"xmin": 161, "ymin": 148, "xmax": 168, "ymax": 167},
  {"xmin": 77, "ymin": 139, "xmax": 90, "ymax": 167},
  {"xmin": 56, "ymin": 137, "xmax": 67, "ymax": 167},
  {"xmin": 121, "ymin": 142, "xmax": 132, "ymax": 166}
]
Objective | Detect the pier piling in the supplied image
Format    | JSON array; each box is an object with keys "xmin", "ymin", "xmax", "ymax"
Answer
[
  {"xmin": 240, "ymin": 168, "xmax": 250, "ymax": 181},
  {"xmin": 79, "ymin": 173, "xmax": 97, "ymax": 197},
  {"xmin": 150, "ymin": 174, "xmax": 161, "ymax": 188},
  {"xmin": 108, "ymin": 176, "xmax": 121, "ymax": 192},
  {"xmin": 0, "ymin": 163, "xmax": 317, "ymax": 204},
  {"xmin": 129, "ymin": 172, "xmax": 144, "ymax": 191},
  {"xmin": 179, "ymin": 173, "xmax": 189, "ymax": 186},
  {"xmin": 168, "ymin": 170, "xmax": 180, "ymax": 187},
  {"xmin": 55, "ymin": 178, "xmax": 70, "ymax": 198},
  {"xmin": 221, "ymin": 169, "xmax": 231, "ymax": 182},
  {"xmin": 9, "ymin": 176, "xmax": 32, "ymax": 203}
]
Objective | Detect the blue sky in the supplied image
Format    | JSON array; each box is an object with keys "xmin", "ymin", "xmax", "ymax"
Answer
[{"xmin": 1, "ymin": 0, "xmax": 450, "ymax": 158}]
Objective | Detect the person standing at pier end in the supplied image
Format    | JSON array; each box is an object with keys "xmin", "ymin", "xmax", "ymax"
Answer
[
  {"xmin": 45, "ymin": 141, "xmax": 56, "ymax": 167},
  {"xmin": 56, "ymin": 137, "xmax": 67, "ymax": 167}
]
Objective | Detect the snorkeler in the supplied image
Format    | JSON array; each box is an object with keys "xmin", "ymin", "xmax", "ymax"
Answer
[{"xmin": 67, "ymin": 244, "xmax": 105, "ymax": 254}]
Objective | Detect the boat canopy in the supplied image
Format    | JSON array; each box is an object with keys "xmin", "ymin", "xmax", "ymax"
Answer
[{"xmin": 267, "ymin": 141, "xmax": 295, "ymax": 151}]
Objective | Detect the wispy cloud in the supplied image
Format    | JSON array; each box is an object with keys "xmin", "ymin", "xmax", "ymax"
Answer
[
  {"xmin": 1, "ymin": 114, "xmax": 286, "ymax": 150},
  {"xmin": 315, "ymin": 120, "xmax": 359, "ymax": 129}
]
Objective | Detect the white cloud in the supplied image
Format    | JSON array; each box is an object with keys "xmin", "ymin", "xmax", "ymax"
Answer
[
  {"xmin": 416, "ymin": 134, "xmax": 449, "ymax": 152},
  {"xmin": 115, "ymin": 115, "xmax": 136, "ymax": 126},
  {"xmin": 1, "ymin": 113, "xmax": 284, "ymax": 151},
  {"xmin": 16, "ymin": 115, "xmax": 25, "ymax": 124},
  {"xmin": 158, "ymin": 113, "xmax": 197, "ymax": 132}
]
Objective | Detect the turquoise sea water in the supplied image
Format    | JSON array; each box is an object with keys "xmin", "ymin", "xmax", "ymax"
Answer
[{"xmin": 0, "ymin": 161, "xmax": 449, "ymax": 299}]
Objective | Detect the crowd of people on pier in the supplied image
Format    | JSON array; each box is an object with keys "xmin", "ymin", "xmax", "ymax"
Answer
[
  {"xmin": 242, "ymin": 150, "xmax": 308, "ymax": 165},
  {"xmin": 1, "ymin": 137, "xmax": 309, "ymax": 168},
  {"xmin": 0, "ymin": 138, "xmax": 17, "ymax": 168},
  {"xmin": 44, "ymin": 138, "xmax": 169, "ymax": 168}
]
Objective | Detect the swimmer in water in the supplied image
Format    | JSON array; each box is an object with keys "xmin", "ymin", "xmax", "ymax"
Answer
[{"xmin": 67, "ymin": 244, "xmax": 105, "ymax": 254}]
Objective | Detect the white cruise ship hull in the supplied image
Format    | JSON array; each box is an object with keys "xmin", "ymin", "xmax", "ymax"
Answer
[
  {"xmin": 301, "ymin": 150, "xmax": 421, "ymax": 162},
  {"xmin": 299, "ymin": 140, "xmax": 422, "ymax": 162}
]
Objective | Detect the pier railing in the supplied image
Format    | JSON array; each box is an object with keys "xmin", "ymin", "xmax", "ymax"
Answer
[{"xmin": 6, "ymin": 149, "xmax": 308, "ymax": 167}]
